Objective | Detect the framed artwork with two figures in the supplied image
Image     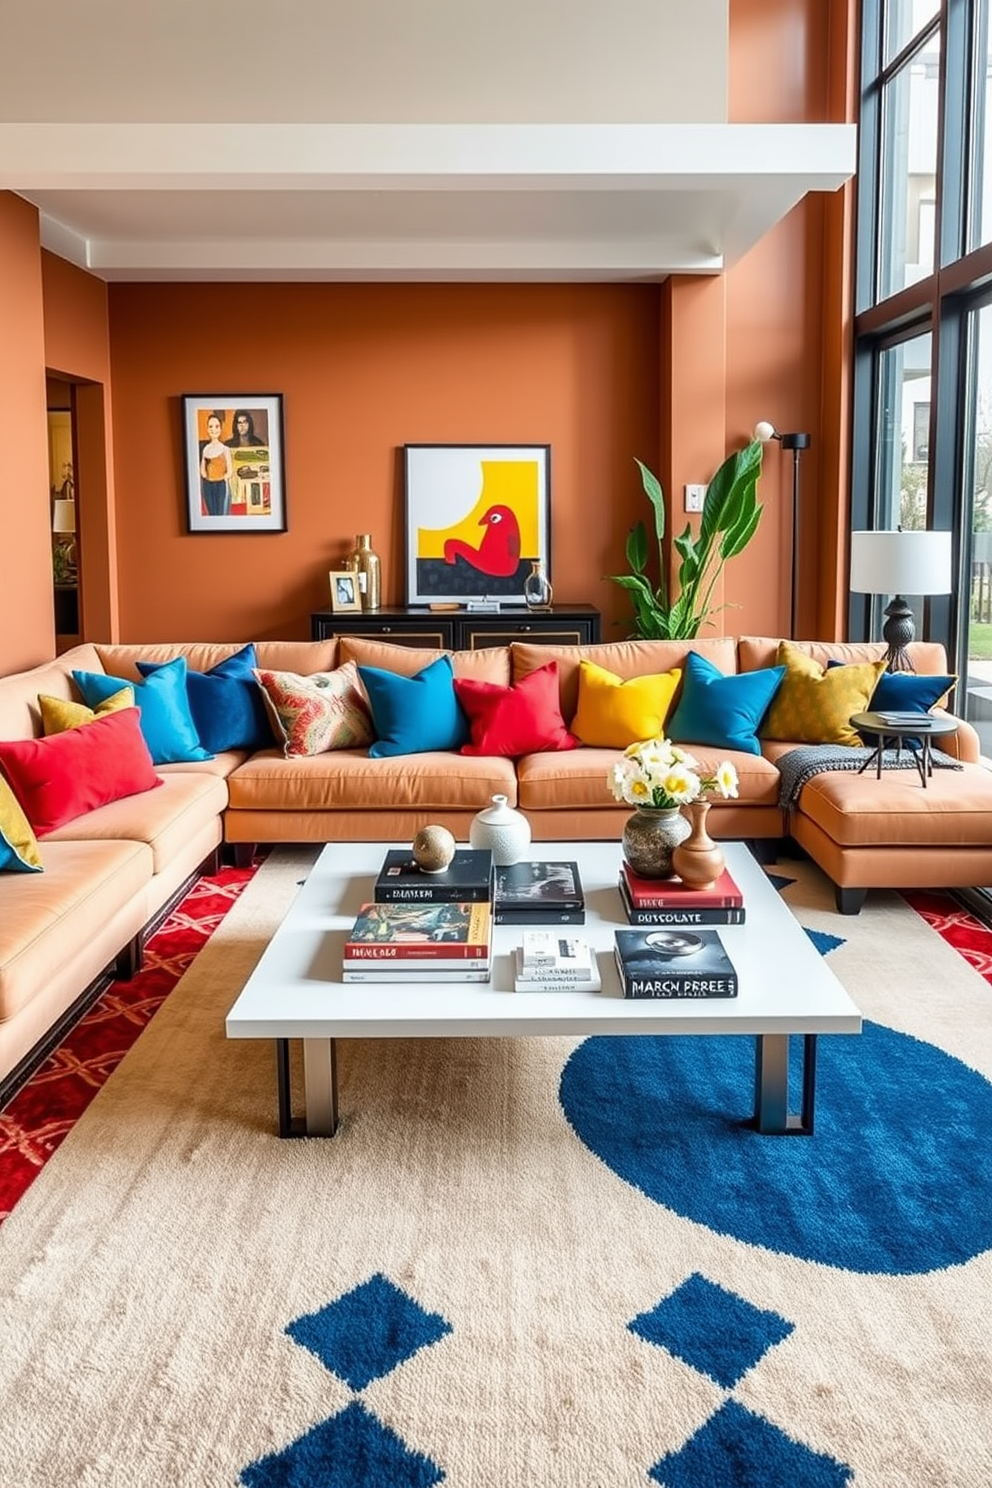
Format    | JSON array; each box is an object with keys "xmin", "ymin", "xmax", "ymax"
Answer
[{"xmin": 181, "ymin": 394, "xmax": 287, "ymax": 533}]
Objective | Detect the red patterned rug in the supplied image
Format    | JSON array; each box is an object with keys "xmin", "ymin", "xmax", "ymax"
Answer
[
  {"xmin": 0, "ymin": 857, "xmax": 260, "ymax": 1224},
  {"xmin": 1, "ymin": 872, "xmax": 991, "ymax": 1227}
]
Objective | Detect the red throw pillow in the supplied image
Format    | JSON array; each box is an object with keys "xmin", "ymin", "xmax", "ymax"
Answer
[
  {"xmin": 453, "ymin": 662, "xmax": 580, "ymax": 757},
  {"xmin": 0, "ymin": 708, "xmax": 161, "ymax": 835}
]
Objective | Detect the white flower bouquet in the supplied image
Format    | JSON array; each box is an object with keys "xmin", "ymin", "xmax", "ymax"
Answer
[{"xmin": 608, "ymin": 737, "xmax": 739, "ymax": 810}]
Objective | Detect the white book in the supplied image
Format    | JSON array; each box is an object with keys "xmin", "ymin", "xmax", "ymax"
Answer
[
  {"xmin": 519, "ymin": 931, "xmax": 593, "ymax": 973},
  {"xmin": 342, "ymin": 968, "xmax": 491, "ymax": 983},
  {"xmin": 513, "ymin": 947, "xmax": 601, "ymax": 992}
]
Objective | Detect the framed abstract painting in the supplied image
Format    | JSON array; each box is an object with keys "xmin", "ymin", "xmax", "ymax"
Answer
[
  {"xmin": 403, "ymin": 443, "xmax": 551, "ymax": 605},
  {"xmin": 181, "ymin": 394, "xmax": 287, "ymax": 533}
]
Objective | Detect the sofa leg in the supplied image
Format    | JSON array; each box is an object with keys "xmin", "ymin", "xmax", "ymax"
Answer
[
  {"xmin": 115, "ymin": 934, "xmax": 143, "ymax": 981},
  {"xmin": 747, "ymin": 838, "xmax": 786, "ymax": 866},
  {"xmin": 230, "ymin": 843, "xmax": 256, "ymax": 869},
  {"xmin": 835, "ymin": 886, "xmax": 867, "ymax": 915}
]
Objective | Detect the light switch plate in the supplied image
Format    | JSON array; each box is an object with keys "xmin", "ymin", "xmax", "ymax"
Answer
[{"xmin": 684, "ymin": 484, "xmax": 706, "ymax": 513}]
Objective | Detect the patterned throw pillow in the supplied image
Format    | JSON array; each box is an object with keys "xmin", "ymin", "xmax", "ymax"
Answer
[
  {"xmin": 760, "ymin": 641, "xmax": 886, "ymax": 746},
  {"xmin": 0, "ymin": 775, "xmax": 42, "ymax": 873},
  {"xmin": 570, "ymin": 659, "xmax": 682, "ymax": 749},
  {"xmin": 38, "ymin": 686, "xmax": 135, "ymax": 736},
  {"xmin": 253, "ymin": 662, "xmax": 373, "ymax": 757}
]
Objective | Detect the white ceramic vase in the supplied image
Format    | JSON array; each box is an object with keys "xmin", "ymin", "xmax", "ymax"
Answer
[{"xmin": 469, "ymin": 794, "xmax": 531, "ymax": 865}]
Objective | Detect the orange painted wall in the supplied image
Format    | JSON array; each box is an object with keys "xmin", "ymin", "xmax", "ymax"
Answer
[
  {"xmin": 0, "ymin": 195, "xmax": 54, "ymax": 673},
  {"xmin": 106, "ymin": 283, "xmax": 661, "ymax": 641}
]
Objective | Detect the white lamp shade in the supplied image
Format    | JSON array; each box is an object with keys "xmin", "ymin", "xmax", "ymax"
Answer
[
  {"xmin": 52, "ymin": 499, "xmax": 76, "ymax": 535},
  {"xmin": 849, "ymin": 529, "xmax": 951, "ymax": 596},
  {"xmin": 753, "ymin": 420, "xmax": 777, "ymax": 443}
]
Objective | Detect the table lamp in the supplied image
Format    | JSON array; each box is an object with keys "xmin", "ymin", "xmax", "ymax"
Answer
[{"xmin": 849, "ymin": 529, "xmax": 952, "ymax": 672}]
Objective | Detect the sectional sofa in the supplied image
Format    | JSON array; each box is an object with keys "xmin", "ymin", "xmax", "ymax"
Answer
[{"xmin": 2, "ymin": 631, "xmax": 991, "ymax": 1094}]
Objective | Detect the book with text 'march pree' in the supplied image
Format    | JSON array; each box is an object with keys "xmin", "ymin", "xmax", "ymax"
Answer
[{"xmin": 613, "ymin": 927, "xmax": 739, "ymax": 999}]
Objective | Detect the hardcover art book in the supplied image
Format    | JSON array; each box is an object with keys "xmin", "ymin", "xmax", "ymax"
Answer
[
  {"xmin": 494, "ymin": 860, "xmax": 584, "ymax": 910},
  {"xmin": 344, "ymin": 900, "xmax": 492, "ymax": 965},
  {"xmin": 620, "ymin": 862, "xmax": 743, "ymax": 910},
  {"xmin": 618, "ymin": 876, "xmax": 745, "ymax": 927},
  {"xmin": 613, "ymin": 927, "xmax": 738, "ymax": 999},
  {"xmin": 374, "ymin": 848, "xmax": 494, "ymax": 903}
]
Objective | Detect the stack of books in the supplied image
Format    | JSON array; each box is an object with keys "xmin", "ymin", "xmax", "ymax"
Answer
[
  {"xmin": 374, "ymin": 847, "xmax": 494, "ymax": 905},
  {"xmin": 618, "ymin": 862, "xmax": 745, "ymax": 926},
  {"xmin": 513, "ymin": 929, "xmax": 601, "ymax": 993},
  {"xmin": 494, "ymin": 859, "xmax": 585, "ymax": 925},
  {"xmin": 342, "ymin": 899, "xmax": 493, "ymax": 982},
  {"xmin": 613, "ymin": 927, "xmax": 738, "ymax": 1000}
]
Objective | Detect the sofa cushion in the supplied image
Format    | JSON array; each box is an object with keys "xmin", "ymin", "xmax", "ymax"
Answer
[
  {"xmin": 38, "ymin": 686, "xmax": 135, "ymax": 735},
  {"xmin": 516, "ymin": 743, "xmax": 782, "ymax": 813},
  {"xmin": 253, "ymin": 662, "xmax": 373, "ymax": 756},
  {"xmin": 359, "ymin": 654, "xmax": 470, "ymax": 758},
  {"xmin": 339, "ymin": 635, "xmax": 511, "ymax": 686},
  {"xmin": 795, "ymin": 764, "xmax": 992, "ymax": 848},
  {"xmin": 511, "ymin": 637, "xmax": 737, "ymax": 724},
  {"xmin": 0, "ymin": 776, "xmax": 42, "ymax": 873},
  {"xmin": 0, "ymin": 709, "xmax": 162, "ymax": 836},
  {"xmin": 667, "ymin": 652, "xmax": 786, "ymax": 756},
  {"xmin": 44, "ymin": 769, "xmax": 228, "ymax": 875},
  {"xmin": 737, "ymin": 635, "xmax": 950, "ymax": 675},
  {"xmin": 454, "ymin": 662, "xmax": 578, "ymax": 757},
  {"xmin": 139, "ymin": 644, "xmax": 274, "ymax": 753},
  {"xmin": 760, "ymin": 642, "xmax": 886, "ymax": 747},
  {"xmin": 227, "ymin": 748, "xmax": 517, "ymax": 813},
  {"xmin": 73, "ymin": 657, "xmax": 212, "ymax": 765},
  {"xmin": 571, "ymin": 659, "xmax": 681, "ymax": 748}
]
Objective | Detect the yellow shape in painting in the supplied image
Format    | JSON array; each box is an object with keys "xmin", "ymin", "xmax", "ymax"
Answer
[{"xmin": 417, "ymin": 460, "xmax": 539, "ymax": 558}]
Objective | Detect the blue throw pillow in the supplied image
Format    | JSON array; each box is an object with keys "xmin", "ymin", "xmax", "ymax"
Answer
[
  {"xmin": 358, "ymin": 654, "xmax": 469, "ymax": 758},
  {"xmin": 138, "ymin": 644, "xmax": 274, "ymax": 753},
  {"xmin": 667, "ymin": 651, "xmax": 786, "ymax": 756},
  {"xmin": 826, "ymin": 662, "xmax": 956, "ymax": 742},
  {"xmin": 73, "ymin": 656, "xmax": 213, "ymax": 765}
]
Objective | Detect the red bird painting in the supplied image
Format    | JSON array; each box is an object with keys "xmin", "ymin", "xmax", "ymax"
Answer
[{"xmin": 443, "ymin": 504, "xmax": 521, "ymax": 577}]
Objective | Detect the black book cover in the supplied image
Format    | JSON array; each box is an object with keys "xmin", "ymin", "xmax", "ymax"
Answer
[
  {"xmin": 618, "ymin": 877, "xmax": 744, "ymax": 927},
  {"xmin": 374, "ymin": 848, "xmax": 494, "ymax": 903},
  {"xmin": 494, "ymin": 860, "xmax": 584, "ymax": 911},
  {"xmin": 614, "ymin": 927, "xmax": 738, "ymax": 999},
  {"xmin": 495, "ymin": 907, "xmax": 586, "ymax": 926}
]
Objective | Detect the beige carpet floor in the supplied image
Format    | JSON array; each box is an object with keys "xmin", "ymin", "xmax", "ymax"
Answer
[{"xmin": 0, "ymin": 848, "xmax": 989, "ymax": 1487}]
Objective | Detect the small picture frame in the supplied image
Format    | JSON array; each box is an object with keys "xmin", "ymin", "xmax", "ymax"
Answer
[
  {"xmin": 181, "ymin": 394, "xmax": 287, "ymax": 533},
  {"xmin": 329, "ymin": 569, "xmax": 362, "ymax": 613}
]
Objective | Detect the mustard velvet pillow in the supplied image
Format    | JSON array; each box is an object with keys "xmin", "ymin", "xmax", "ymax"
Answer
[
  {"xmin": 760, "ymin": 642, "xmax": 887, "ymax": 746},
  {"xmin": 571, "ymin": 659, "xmax": 682, "ymax": 749},
  {"xmin": 38, "ymin": 686, "xmax": 135, "ymax": 736},
  {"xmin": 0, "ymin": 775, "xmax": 43, "ymax": 872}
]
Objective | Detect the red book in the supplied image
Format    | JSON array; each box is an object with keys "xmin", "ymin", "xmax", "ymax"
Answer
[
  {"xmin": 343, "ymin": 900, "xmax": 492, "ymax": 961},
  {"xmin": 620, "ymin": 862, "xmax": 743, "ymax": 910}
]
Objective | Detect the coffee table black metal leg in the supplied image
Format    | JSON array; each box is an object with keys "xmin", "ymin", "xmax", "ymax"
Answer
[
  {"xmin": 276, "ymin": 1037, "xmax": 339, "ymax": 1137},
  {"xmin": 752, "ymin": 1033, "xmax": 817, "ymax": 1135}
]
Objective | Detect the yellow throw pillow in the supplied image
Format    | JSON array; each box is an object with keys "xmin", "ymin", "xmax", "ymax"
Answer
[
  {"xmin": 760, "ymin": 642, "xmax": 886, "ymax": 746},
  {"xmin": 0, "ymin": 774, "xmax": 42, "ymax": 871},
  {"xmin": 38, "ymin": 686, "xmax": 135, "ymax": 736},
  {"xmin": 571, "ymin": 659, "xmax": 682, "ymax": 749}
]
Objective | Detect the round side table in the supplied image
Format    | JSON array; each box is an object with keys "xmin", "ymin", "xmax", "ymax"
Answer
[{"xmin": 849, "ymin": 711, "xmax": 958, "ymax": 789}]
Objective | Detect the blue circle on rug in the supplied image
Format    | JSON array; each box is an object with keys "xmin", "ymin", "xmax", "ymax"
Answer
[{"xmin": 559, "ymin": 1023, "xmax": 992, "ymax": 1274}]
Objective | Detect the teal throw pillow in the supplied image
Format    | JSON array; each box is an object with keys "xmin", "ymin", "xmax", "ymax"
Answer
[
  {"xmin": 73, "ymin": 656, "xmax": 213, "ymax": 765},
  {"xmin": 667, "ymin": 651, "xmax": 786, "ymax": 756},
  {"xmin": 138, "ymin": 644, "xmax": 274, "ymax": 753},
  {"xmin": 358, "ymin": 654, "xmax": 469, "ymax": 758}
]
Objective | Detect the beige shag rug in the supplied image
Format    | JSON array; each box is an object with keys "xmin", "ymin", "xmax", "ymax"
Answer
[{"xmin": 0, "ymin": 848, "xmax": 989, "ymax": 1488}]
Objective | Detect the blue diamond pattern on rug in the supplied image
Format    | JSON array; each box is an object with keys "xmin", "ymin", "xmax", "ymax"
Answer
[
  {"xmin": 630, "ymin": 1273, "xmax": 793, "ymax": 1388},
  {"xmin": 765, "ymin": 872, "xmax": 797, "ymax": 893},
  {"xmin": 649, "ymin": 1398, "xmax": 852, "ymax": 1488},
  {"xmin": 240, "ymin": 1400, "xmax": 444, "ymax": 1488},
  {"xmin": 286, "ymin": 1273, "xmax": 453, "ymax": 1390}
]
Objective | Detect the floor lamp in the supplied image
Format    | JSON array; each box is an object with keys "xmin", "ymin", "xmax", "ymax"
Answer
[{"xmin": 754, "ymin": 422, "xmax": 811, "ymax": 638}]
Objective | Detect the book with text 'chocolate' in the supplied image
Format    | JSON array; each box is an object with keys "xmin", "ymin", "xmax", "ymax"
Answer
[
  {"xmin": 344, "ymin": 900, "xmax": 491, "ymax": 962},
  {"xmin": 614, "ymin": 927, "xmax": 738, "ymax": 999},
  {"xmin": 620, "ymin": 861, "xmax": 743, "ymax": 910},
  {"xmin": 618, "ymin": 876, "xmax": 745, "ymax": 926},
  {"xmin": 374, "ymin": 848, "xmax": 494, "ymax": 903}
]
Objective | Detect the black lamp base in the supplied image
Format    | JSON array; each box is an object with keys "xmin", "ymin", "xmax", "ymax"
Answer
[{"xmin": 882, "ymin": 595, "xmax": 916, "ymax": 673}]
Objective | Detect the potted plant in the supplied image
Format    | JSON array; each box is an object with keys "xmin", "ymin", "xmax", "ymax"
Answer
[{"xmin": 609, "ymin": 440, "xmax": 764, "ymax": 639}]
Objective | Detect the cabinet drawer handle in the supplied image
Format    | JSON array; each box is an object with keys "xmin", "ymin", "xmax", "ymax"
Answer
[
  {"xmin": 381, "ymin": 626, "xmax": 392, "ymax": 633},
  {"xmin": 518, "ymin": 624, "xmax": 533, "ymax": 632}
]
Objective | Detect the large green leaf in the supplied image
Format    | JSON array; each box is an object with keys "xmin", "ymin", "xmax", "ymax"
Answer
[
  {"xmin": 699, "ymin": 441, "xmax": 763, "ymax": 549},
  {"xmin": 635, "ymin": 458, "xmax": 666, "ymax": 544},
  {"xmin": 625, "ymin": 521, "xmax": 650, "ymax": 575}
]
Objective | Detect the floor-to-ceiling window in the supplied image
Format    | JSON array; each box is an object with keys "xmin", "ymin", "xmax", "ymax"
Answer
[{"xmin": 853, "ymin": 0, "xmax": 992, "ymax": 762}]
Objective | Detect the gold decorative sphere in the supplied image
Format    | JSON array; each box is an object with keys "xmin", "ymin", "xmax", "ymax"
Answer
[{"xmin": 412, "ymin": 825, "xmax": 457, "ymax": 873}]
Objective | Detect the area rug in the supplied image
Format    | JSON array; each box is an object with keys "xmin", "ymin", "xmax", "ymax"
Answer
[{"xmin": 0, "ymin": 848, "xmax": 989, "ymax": 1488}]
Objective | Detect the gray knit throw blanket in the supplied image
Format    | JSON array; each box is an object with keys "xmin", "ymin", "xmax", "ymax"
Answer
[{"xmin": 774, "ymin": 743, "xmax": 963, "ymax": 809}]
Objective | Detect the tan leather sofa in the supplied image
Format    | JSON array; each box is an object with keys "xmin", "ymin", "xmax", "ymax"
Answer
[{"xmin": 1, "ymin": 632, "xmax": 990, "ymax": 1091}]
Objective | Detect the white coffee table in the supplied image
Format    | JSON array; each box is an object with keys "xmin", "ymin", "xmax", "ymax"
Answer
[{"xmin": 225, "ymin": 840, "xmax": 861, "ymax": 1138}]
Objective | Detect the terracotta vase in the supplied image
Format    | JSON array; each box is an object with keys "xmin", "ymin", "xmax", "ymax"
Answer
[
  {"xmin": 621, "ymin": 806, "xmax": 691, "ymax": 880},
  {"xmin": 671, "ymin": 800, "xmax": 726, "ymax": 890}
]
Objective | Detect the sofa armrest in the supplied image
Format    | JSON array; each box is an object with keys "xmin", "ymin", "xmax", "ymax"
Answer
[{"xmin": 936, "ymin": 710, "xmax": 981, "ymax": 763}]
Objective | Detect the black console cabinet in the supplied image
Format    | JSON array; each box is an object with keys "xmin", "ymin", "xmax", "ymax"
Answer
[{"xmin": 310, "ymin": 603, "xmax": 601, "ymax": 650}]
